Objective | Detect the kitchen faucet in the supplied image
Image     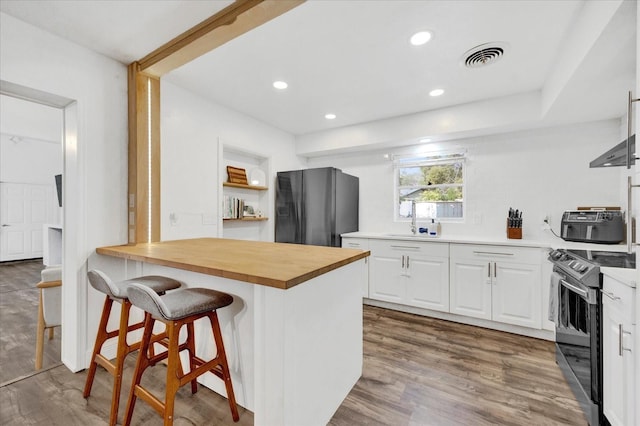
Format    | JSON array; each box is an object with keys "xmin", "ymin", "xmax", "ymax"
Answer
[{"xmin": 410, "ymin": 200, "xmax": 417, "ymax": 234}]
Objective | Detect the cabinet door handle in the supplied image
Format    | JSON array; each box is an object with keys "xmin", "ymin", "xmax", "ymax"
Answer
[
  {"xmin": 493, "ymin": 262, "xmax": 497, "ymax": 278},
  {"xmin": 407, "ymin": 256, "xmax": 410, "ymax": 268},
  {"xmin": 619, "ymin": 324, "xmax": 632, "ymax": 356},
  {"xmin": 487, "ymin": 262, "xmax": 491, "ymax": 278},
  {"xmin": 402, "ymin": 255, "xmax": 405, "ymax": 269},
  {"xmin": 391, "ymin": 245, "xmax": 420, "ymax": 250},
  {"xmin": 474, "ymin": 251, "xmax": 514, "ymax": 257}
]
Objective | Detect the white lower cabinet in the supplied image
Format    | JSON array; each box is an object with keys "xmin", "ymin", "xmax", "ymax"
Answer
[
  {"xmin": 341, "ymin": 237, "xmax": 370, "ymax": 298},
  {"xmin": 369, "ymin": 239, "xmax": 449, "ymax": 312},
  {"xmin": 602, "ymin": 275, "xmax": 636, "ymax": 426},
  {"xmin": 449, "ymin": 244, "xmax": 541, "ymax": 329}
]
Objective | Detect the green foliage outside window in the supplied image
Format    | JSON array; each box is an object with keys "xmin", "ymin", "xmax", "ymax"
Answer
[{"xmin": 397, "ymin": 160, "xmax": 464, "ymax": 219}]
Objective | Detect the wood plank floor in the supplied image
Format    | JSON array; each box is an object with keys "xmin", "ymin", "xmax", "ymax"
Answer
[
  {"xmin": 330, "ymin": 306, "xmax": 586, "ymax": 426},
  {"xmin": 0, "ymin": 259, "xmax": 61, "ymax": 385},
  {"xmin": 0, "ymin": 290, "xmax": 586, "ymax": 425}
]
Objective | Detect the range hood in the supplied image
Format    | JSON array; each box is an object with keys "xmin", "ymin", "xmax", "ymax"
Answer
[{"xmin": 589, "ymin": 134, "xmax": 635, "ymax": 168}]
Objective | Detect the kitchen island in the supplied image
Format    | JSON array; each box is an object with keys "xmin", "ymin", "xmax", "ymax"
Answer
[{"xmin": 95, "ymin": 238, "xmax": 369, "ymax": 426}]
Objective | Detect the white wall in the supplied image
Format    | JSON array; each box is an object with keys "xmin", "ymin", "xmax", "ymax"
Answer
[
  {"xmin": 0, "ymin": 12, "xmax": 128, "ymax": 371},
  {"xmin": 0, "ymin": 94, "xmax": 62, "ymax": 184},
  {"xmin": 160, "ymin": 80, "xmax": 306, "ymax": 241},
  {"xmin": 0, "ymin": 94, "xmax": 62, "ymax": 140},
  {"xmin": 309, "ymin": 119, "xmax": 623, "ymax": 243},
  {"xmin": 0, "ymin": 133, "xmax": 61, "ymax": 184},
  {"xmin": 1, "ymin": 95, "xmax": 63, "ymax": 223}
]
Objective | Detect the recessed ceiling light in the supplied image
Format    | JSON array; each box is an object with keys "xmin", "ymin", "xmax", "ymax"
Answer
[
  {"xmin": 429, "ymin": 88, "xmax": 444, "ymax": 97},
  {"xmin": 273, "ymin": 81, "xmax": 288, "ymax": 89},
  {"xmin": 410, "ymin": 31, "xmax": 432, "ymax": 46},
  {"xmin": 420, "ymin": 138, "xmax": 432, "ymax": 143},
  {"xmin": 325, "ymin": 113, "xmax": 336, "ymax": 120}
]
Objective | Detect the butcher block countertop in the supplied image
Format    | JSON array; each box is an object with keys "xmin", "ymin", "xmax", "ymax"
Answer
[{"xmin": 96, "ymin": 238, "xmax": 370, "ymax": 290}]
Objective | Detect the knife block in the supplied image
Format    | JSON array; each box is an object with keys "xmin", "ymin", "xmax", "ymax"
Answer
[{"xmin": 506, "ymin": 219, "xmax": 522, "ymax": 239}]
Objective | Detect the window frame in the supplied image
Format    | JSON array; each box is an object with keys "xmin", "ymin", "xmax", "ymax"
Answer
[{"xmin": 393, "ymin": 155, "xmax": 466, "ymax": 223}]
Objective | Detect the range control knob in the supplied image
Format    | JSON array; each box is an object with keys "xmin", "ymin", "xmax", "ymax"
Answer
[
  {"xmin": 550, "ymin": 250, "xmax": 564, "ymax": 260},
  {"xmin": 572, "ymin": 262, "xmax": 584, "ymax": 272}
]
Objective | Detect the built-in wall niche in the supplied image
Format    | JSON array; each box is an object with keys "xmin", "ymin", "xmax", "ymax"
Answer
[{"xmin": 217, "ymin": 140, "xmax": 271, "ymax": 242}]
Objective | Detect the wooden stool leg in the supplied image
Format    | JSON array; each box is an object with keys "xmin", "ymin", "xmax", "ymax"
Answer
[
  {"xmin": 83, "ymin": 296, "xmax": 114, "ymax": 398},
  {"xmin": 107, "ymin": 300, "xmax": 132, "ymax": 426},
  {"xmin": 186, "ymin": 321, "xmax": 198, "ymax": 394},
  {"xmin": 124, "ymin": 314, "xmax": 155, "ymax": 426},
  {"xmin": 35, "ymin": 289, "xmax": 45, "ymax": 370},
  {"xmin": 164, "ymin": 320, "xmax": 183, "ymax": 426},
  {"xmin": 47, "ymin": 327, "xmax": 55, "ymax": 340},
  {"xmin": 209, "ymin": 312, "xmax": 240, "ymax": 422}
]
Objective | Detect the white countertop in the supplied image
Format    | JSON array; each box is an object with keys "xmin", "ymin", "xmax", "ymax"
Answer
[
  {"xmin": 342, "ymin": 231, "xmax": 631, "ymax": 251},
  {"xmin": 601, "ymin": 267, "xmax": 637, "ymax": 288}
]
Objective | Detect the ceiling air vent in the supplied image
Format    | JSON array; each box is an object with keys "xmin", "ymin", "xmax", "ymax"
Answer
[{"xmin": 463, "ymin": 42, "xmax": 508, "ymax": 68}]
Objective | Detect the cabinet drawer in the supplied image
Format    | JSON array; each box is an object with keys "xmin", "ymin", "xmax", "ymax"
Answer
[
  {"xmin": 450, "ymin": 243, "xmax": 540, "ymax": 264},
  {"xmin": 369, "ymin": 239, "xmax": 448, "ymax": 257},
  {"xmin": 603, "ymin": 276, "xmax": 636, "ymax": 323},
  {"xmin": 342, "ymin": 238, "xmax": 369, "ymax": 250}
]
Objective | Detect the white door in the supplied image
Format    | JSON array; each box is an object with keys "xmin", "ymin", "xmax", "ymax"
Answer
[{"xmin": 0, "ymin": 182, "xmax": 53, "ymax": 261}]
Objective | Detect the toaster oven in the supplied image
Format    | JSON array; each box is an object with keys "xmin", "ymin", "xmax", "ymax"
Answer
[{"xmin": 560, "ymin": 210, "xmax": 624, "ymax": 244}]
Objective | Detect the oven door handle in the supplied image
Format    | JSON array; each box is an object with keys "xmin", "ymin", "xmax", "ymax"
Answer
[
  {"xmin": 601, "ymin": 289, "xmax": 621, "ymax": 301},
  {"xmin": 559, "ymin": 279, "xmax": 589, "ymax": 300}
]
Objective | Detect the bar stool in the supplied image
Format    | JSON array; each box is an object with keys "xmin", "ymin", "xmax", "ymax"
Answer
[
  {"xmin": 123, "ymin": 283, "xmax": 239, "ymax": 426},
  {"xmin": 35, "ymin": 265, "xmax": 62, "ymax": 370},
  {"xmin": 83, "ymin": 270, "xmax": 182, "ymax": 426}
]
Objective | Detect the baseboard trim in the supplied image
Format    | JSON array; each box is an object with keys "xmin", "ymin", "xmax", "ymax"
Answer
[{"xmin": 364, "ymin": 298, "xmax": 555, "ymax": 341}]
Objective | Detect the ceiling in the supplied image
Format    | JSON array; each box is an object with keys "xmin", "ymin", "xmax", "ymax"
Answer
[{"xmin": 0, "ymin": 0, "xmax": 636, "ymax": 140}]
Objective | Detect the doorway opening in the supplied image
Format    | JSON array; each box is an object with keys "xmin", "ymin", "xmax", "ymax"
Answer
[{"xmin": 0, "ymin": 79, "xmax": 83, "ymax": 382}]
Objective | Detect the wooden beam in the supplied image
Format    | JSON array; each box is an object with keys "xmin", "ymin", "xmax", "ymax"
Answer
[
  {"xmin": 139, "ymin": 0, "xmax": 304, "ymax": 77},
  {"xmin": 128, "ymin": 0, "xmax": 304, "ymax": 243},
  {"xmin": 128, "ymin": 63, "xmax": 161, "ymax": 243}
]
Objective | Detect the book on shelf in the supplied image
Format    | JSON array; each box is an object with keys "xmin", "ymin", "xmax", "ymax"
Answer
[{"xmin": 223, "ymin": 195, "xmax": 245, "ymax": 219}]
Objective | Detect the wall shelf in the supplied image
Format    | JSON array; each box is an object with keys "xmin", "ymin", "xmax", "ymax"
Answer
[
  {"xmin": 218, "ymin": 140, "xmax": 272, "ymax": 241},
  {"xmin": 223, "ymin": 182, "xmax": 268, "ymax": 191}
]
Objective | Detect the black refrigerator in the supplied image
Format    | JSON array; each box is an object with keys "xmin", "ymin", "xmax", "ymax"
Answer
[{"xmin": 275, "ymin": 167, "xmax": 359, "ymax": 247}]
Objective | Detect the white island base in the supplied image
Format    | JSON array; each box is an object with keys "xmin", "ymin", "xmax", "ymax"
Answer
[{"xmin": 95, "ymin": 256, "xmax": 365, "ymax": 426}]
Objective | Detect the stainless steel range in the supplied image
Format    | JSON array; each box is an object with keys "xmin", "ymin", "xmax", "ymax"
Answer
[{"xmin": 548, "ymin": 249, "xmax": 635, "ymax": 425}]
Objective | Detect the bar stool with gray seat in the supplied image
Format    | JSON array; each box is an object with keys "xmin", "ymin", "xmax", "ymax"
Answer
[
  {"xmin": 123, "ymin": 283, "xmax": 239, "ymax": 426},
  {"xmin": 83, "ymin": 270, "xmax": 182, "ymax": 426},
  {"xmin": 35, "ymin": 265, "xmax": 62, "ymax": 370}
]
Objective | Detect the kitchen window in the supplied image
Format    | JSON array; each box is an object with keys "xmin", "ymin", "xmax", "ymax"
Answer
[{"xmin": 395, "ymin": 153, "xmax": 465, "ymax": 221}]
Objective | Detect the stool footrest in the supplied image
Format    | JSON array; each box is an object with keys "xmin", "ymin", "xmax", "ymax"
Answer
[
  {"xmin": 180, "ymin": 357, "xmax": 224, "ymax": 386},
  {"xmin": 95, "ymin": 354, "xmax": 117, "ymax": 376},
  {"xmin": 134, "ymin": 384, "xmax": 165, "ymax": 416},
  {"xmin": 179, "ymin": 356, "xmax": 223, "ymax": 387},
  {"xmin": 147, "ymin": 339, "xmax": 188, "ymax": 366}
]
